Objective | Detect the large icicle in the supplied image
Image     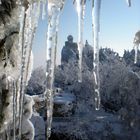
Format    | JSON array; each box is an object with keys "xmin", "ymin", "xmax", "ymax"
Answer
[
  {"xmin": 73, "ymin": 0, "xmax": 86, "ymax": 82},
  {"xmin": 12, "ymin": 81, "xmax": 17, "ymax": 140},
  {"xmin": 46, "ymin": 0, "xmax": 65, "ymax": 139},
  {"xmin": 18, "ymin": 1, "xmax": 41, "ymax": 139},
  {"xmin": 134, "ymin": 45, "xmax": 138, "ymax": 64},
  {"xmin": 126, "ymin": 0, "xmax": 131, "ymax": 7},
  {"xmin": 18, "ymin": 5, "xmax": 26, "ymax": 139},
  {"xmin": 92, "ymin": 0, "xmax": 102, "ymax": 110},
  {"xmin": 133, "ymin": 31, "xmax": 140, "ymax": 64},
  {"xmin": 42, "ymin": 0, "xmax": 47, "ymax": 20},
  {"xmin": 26, "ymin": 1, "xmax": 41, "ymax": 84}
]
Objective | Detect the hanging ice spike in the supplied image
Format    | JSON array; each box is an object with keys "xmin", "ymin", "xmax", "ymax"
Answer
[
  {"xmin": 126, "ymin": 0, "xmax": 131, "ymax": 7},
  {"xmin": 42, "ymin": 0, "xmax": 46, "ymax": 20},
  {"xmin": 133, "ymin": 31, "xmax": 140, "ymax": 64},
  {"xmin": 134, "ymin": 45, "xmax": 138, "ymax": 64},
  {"xmin": 18, "ymin": 1, "xmax": 42, "ymax": 139},
  {"xmin": 46, "ymin": 1, "xmax": 66, "ymax": 139},
  {"xmin": 92, "ymin": 0, "xmax": 102, "ymax": 110},
  {"xmin": 73, "ymin": 0, "xmax": 86, "ymax": 82}
]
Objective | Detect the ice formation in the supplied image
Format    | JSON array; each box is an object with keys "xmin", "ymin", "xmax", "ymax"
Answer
[
  {"xmin": 45, "ymin": 0, "xmax": 66, "ymax": 139},
  {"xmin": 0, "ymin": 0, "xmax": 43, "ymax": 139},
  {"xmin": 18, "ymin": 1, "xmax": 41, "ymax": 139},
  {"xmin": 134, "ymin": 45, "xmax": 138, "ymax": 64},
  {"xmin": 18, "ymin": 5, "xmax": 32, "ymax": 139},
  {"xmin": 12, "ymin": 81, "xmax": 17, "ymax": 140},
  {"xmin": 21, "ymin": 95, "xmax": 35, "ymax": 140},
  {"xmin": 126, "ymin": 0, "xmax": 131, "ymax": 7},
  {"xmin": 0, "ymin": 76, "xmax": 15, "ymax": 133},
  {"xmin": 133, "ymin": 31, "xmax": 140, "ymax": 64},
  {"xmin": 73, "ymin": 0, "xmax": 86, "ymax": 82},
  {"xmin": 42, "ymin": 0, "xmax": 47, "ymax": 20},
  {"xmin": 92, "ymin": 0, "xmax": 102, "ymax": 110},
  {"xmin": 11, "ymin": 94, "xmax": 35, "ymax": 140}
]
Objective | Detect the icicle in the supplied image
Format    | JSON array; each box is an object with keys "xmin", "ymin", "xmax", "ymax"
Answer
[
  {"xmin": 25, "ymin": 2, "xmax": 40, "ymax": 85},
  {"xmin": 18, "ymin": 3, "xmax": 34, "ymax": 139},
  {"xmin": 54, "ymin": 31, "xmax": 58, "ymax": 70},
  {"xmin": 46, "ymin": 1, "xmax": 66, "ymax": 139},
  {"xmin": 92, "ymin": 0, "xmax": 102, "ymax": 110},
  {"xmin": 73, "ymin": 0, "xmax": 86, "ymax": 82},
  {"xmin": 33, "ymin": 1, "xmax": 41, "ymax": 28},
  {"xmin": 25, "ymin": 1, "xmax": 42, "ymax": 84},
  {"xmin": 133, "ymin": 31, "xmax": 140, "ymax": 64},
  {"xmin": 126, "ymin": 0, "xmax": 131, "ymax": 7},
  {"xmin": 42, "ymin": 0, "xmax": 47, "ymax": 20},
  {"xmin": 15, "ymin": 82, "xmax": 18, "ymax": 118},
  {"xmin": 17, "ymin": 1, "xmax": 42, "ymax": 138},
  {"xmin": 18, "ymin": 9, "xmax": 28, "ymax": 140},
  {"xmin": 54, "ymin": 11, "xmax": 60, "ymax": 70},
  {"xmin": 134, "ymin": 45, "xmax": 138, "ymax": 64},
  {"xmin": 12, "ymin": 81, "xmax": 16, "ymax": 140},
  {"xmin": 16, "ymin": 3, "xmax": 25, "ymax": 139}
]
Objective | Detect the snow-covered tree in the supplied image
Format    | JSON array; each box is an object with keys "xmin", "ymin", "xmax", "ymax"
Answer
[{"xmin": 27, "ymin": 67, "xmax": 46, "ymax": 95}]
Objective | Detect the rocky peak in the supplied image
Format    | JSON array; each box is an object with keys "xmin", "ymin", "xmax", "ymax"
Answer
[{"xmin": 61, "ymin": 35, "xmax": 79, "ymax": 64}]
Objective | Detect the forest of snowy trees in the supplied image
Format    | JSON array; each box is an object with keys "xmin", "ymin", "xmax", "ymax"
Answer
[{"xmin": 27, "ymin": 42, "xmax": 140, "ymax": 139}]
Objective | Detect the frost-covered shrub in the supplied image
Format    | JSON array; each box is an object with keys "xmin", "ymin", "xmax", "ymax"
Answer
[
  {"xmin": 123, "ymin": 49, "xmax": 140, "ymax": 72},
  {"xmin": 52, "ymin": 47, "xmax": 140, "ymax": 139},
  {"xmin": 118, "ymin": 71, "xmax": 140, "ymax": 128},
  {"xmin": 75, "ymin": 62, "xmax": 95, "ymax": 113},
  {"xmin": 100, "ymin": 49, "xmax": 129, "ymax": 112},
  {"xmin": 55, "ymin": 48, "xmax": 95, "ymax": 114},
  {"xmin": 55, "ymin": 60, "xmax": 79, "ymax": 89},
  {"xmin": 27, "ymin": 67, "xmax": 46, "ymax": 95}
]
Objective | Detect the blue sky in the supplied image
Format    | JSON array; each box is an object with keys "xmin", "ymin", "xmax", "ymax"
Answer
[{"xmin": 32, "ymin": 0, "xmax": 140, "ymax": 68}]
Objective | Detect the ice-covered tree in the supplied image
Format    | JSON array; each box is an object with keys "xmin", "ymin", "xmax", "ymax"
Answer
[{"xmin": 27, "ymin": 67, "xmax": 46, "ymax": 95}]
